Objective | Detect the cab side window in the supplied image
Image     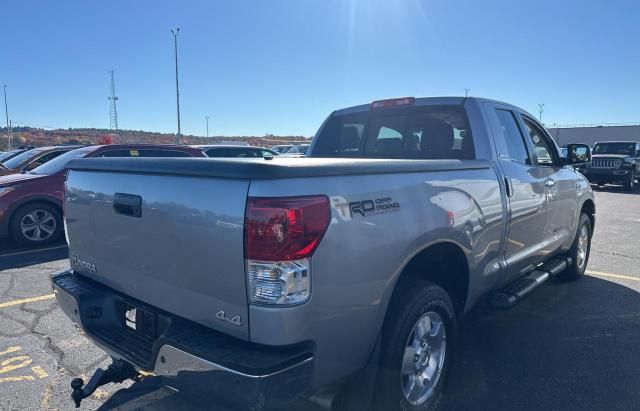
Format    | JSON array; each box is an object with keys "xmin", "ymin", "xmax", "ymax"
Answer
[
  {"xmin": 521, "ymin": 117, "xmax": 556, "ymax": 166},
  {"xmin": 495, "ymin": 109, "xmax": 530, "ymax": 164}
]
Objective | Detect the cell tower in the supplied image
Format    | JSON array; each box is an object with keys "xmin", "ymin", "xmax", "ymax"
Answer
[{"xmin": 108, "ymin": 70, "xmax": 119, "ymax": 130}]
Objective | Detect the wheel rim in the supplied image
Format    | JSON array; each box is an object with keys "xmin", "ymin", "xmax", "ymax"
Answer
[
  {"xmin": 576, "ymin": 224, "xmax": 589, "ymax": 269},
  {"xmin": 20, "ymin": 210, "xmax": 56, "ymax": 242},
  {"xmin": 401, "ymin": 311, "xmax": 447, "ymax": 406}
]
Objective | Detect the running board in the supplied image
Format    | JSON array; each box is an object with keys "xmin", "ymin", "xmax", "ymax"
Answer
[{"xmin": 488, "ymin": 257, "xmax": 570, "ymax": 310}]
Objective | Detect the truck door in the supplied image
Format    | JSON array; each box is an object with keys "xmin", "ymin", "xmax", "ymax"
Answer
[
  {"xmin": 517, "ymin": 114, "xmax": 578, "ymax": 255},
  {"xmin": 484, "ymin": 104, "xmax": 548, "ymax": 282}
]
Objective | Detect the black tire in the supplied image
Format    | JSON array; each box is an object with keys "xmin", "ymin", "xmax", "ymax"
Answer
[
  {"xmin": 10, "ymin": 202, "xmax": 63, "ymax": 246},
  {"xmin": 375, "ymin": 279, "xmax": 456, "ymax": 411},
  {"xmin": 623, "ymin": 172, "xmax": 635, "ymax": 191},
  {"xmin": 560, "ymin": 213, "xmax": 592, "ymax": 281}
]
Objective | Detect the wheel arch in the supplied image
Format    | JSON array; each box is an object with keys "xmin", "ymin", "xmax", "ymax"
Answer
[
  {"xmin": 389, "ymin": 241, "xmax": 470, "ymax": 317},
  {"xmin": 8, "ymin": 196, "xmax": 64, "ymax": 228},
  {"xmin": 580, "ymin": 198, "xmax": 596, "ymax": 234}
]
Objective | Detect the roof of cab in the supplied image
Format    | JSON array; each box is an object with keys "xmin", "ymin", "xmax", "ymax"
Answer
[{"xmin": 332, "ymin": 96, "xmax": 520, "ymax": 116}]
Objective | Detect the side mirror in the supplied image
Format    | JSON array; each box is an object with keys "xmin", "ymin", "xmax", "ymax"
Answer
[{"xmin": 566, "ymin": 144, "xmax": 591, "ymax": 165}]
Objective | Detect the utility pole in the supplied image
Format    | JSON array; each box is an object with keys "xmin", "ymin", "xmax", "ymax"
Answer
[
  {"xmin": 170, "ymin": 28, "xmax": 182, "ymax": 144},
  {"xmin": 464, "ymin": 88, "xmax": 470, "ymax": 97},
  {"xmin": 108, "ymin": 70, "xmax": 119, "ymax": 130},
  {"xmin": 3, "ymin": 85, "xmax": 11, "ymax": 150},
  {"xmin": 205, "ymin": 115, "xmax": 210, "ymax": 138},
  {"xmin": 538, "ymin": 103, "xmax": 545, "ymax": 123}
]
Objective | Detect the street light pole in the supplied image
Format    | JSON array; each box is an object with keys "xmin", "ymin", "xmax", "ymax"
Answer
[
  {"xmin": 170, "ymin": 28, "xmax": 182, "ymax": 144},
  {"xmin": 205, "ymin": 115, "xmax": 209, "ymax": 138},
  {"xmin": 538, "ymin": 103, "xmax": 545, "ymax": 123},
  {"xmin": 3, "ymin": 85, "xmax": 11, "ymax": 150}
]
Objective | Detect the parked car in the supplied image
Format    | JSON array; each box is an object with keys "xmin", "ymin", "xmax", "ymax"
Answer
[
  {"xmin": 195, "ymin": 145, "xmax": 278, "ymax": 158},
  {"xmin": 0, "ymin": 145, "xmax": 83, "ymax": 176},
  {"xmin": 281, "ymin": 143, "xmax": 310, "ymax": 156},
  {"xmin": 206, "ymin": 141, "xmax": 250, "ymax": 146},
  {"xmin": 579, "ymin": 141, "xmax": 639, "ymax": 190},
  {"xmin": 53, "ymin": 97, "xmax": 593, "ymax": 411},
  {"xmin": 0, "ymin": 144, "xmax": 204, "ymax": 246},
  {"xmin": 559, "ymin": 146, "xmax": 568, "ymax": 158},
  {"xmin": 270, "ymin": 144, "xmax": 294, "ymax": 153},
  {"xmin": 0, "ymin": 146, "xmax": 34, "ymax": 163}
]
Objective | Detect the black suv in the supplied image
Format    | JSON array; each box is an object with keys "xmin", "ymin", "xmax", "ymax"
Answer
[{"xmin": 581, "ymin": 141, "xmax": 640, "ymax": 190}]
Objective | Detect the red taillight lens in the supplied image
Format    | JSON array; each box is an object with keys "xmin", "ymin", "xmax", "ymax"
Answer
[{"xmin": 245, "ymin": 196, "xmax": 330, "ymax": 261}]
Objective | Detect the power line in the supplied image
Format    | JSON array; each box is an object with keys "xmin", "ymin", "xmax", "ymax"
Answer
[{"xmin": 108, "ymin": 70, "xmax": 119, "ymax": 130}]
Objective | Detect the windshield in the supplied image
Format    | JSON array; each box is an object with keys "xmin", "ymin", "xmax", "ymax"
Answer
[
  {"xmin": 30, "ymin": 146, "xmax": 94, "ymax": 175},
  {"xmin": 593, "ymin": 142, "xmax": 636, "ymax": 155},
  {"xmin": 0, "ymin": 149, "xmax": 24, "ymax": 162},
  {"xmin": 287, "ymin": 145, "xmax": 309, "ymax": 154},
  {"xmin": 2, "ymin": 148, "xmax": 41, "ymax": 169}
]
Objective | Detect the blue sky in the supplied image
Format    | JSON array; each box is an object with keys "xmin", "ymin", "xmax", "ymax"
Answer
[{"xmin": 2, "ymin": 0, "xmax": 639, "ymax": 136}]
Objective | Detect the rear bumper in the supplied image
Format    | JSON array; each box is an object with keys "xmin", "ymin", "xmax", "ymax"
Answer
[{"xmin": 52, "ymin": 270, "xmax": 315, "ymax": 409}]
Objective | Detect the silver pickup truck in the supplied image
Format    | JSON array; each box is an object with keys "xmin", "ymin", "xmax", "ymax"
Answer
[{"xmin": 52, "ymin": 97, "xmax": 594, "ymax": 411}]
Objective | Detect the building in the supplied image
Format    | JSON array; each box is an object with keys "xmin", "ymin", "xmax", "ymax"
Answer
[{"xmin": 546, "ymin": 124, "xmax": 640, "ymax": 147}]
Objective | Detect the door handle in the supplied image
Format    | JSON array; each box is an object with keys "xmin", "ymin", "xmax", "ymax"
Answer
[
  {"xmin": 545, "ymin": 178, "xmax": 556, "ymax": 188},
  {"xmin": 113, "ymin": 193, "xmax": 142, "ymax": 218},
  {"xmin": 504, "ymin": 177, "xmax": 514, "ymax": 197}
]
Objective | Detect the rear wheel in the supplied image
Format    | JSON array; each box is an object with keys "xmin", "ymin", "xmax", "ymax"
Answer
[
  {"xmin": 560, "ymin": 213, "xmax": 592, "ymax": 281},
  {"xmin": 10, "ymin": 202, "xmax": 62, "ymax": 246},
  {"xmin": 376, "ymin": 279, "xmax": 455, "ymax": 411}
]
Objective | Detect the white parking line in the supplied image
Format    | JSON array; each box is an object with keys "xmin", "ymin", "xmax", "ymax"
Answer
[{"xmin": 0, "ymin": 244, "xmax": 67, "ymax": 258}]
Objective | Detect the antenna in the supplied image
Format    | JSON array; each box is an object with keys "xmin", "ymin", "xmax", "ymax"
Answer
[{"xmin": 108, "ymin": 70, "xmax": 119, "ymax": 130}]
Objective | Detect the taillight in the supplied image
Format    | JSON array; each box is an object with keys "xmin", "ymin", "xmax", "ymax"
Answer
[
  {"xmin": 245, "ymin": 196, "xmax": 330, "ymax": 306},
  {"xmin": 245, "ymin": 196, "xmax": 330, "ymax": 262}
]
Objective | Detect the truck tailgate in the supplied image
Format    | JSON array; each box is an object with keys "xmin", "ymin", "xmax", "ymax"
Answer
[{"xmin": 64, "ymin": 169, "xmax": 250, "ymax": 340}]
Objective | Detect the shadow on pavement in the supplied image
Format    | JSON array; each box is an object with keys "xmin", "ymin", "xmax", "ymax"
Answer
[
  {"xmin": 0, "ymin": 240, "xmax": 68, "ymax": 270},
  {"xmin": 592, "ymin": 184, "xmax": 640, "ymax": 196},
  {"xmin": 97, "ymin": 275, "xmax": 640, "ymax": 411},
  {"xmin": 442, "ymin": 275, "xmax": 640, "ymax": 411}
]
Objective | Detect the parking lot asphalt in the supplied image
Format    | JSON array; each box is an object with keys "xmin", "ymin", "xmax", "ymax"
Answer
[{"xmin": 0, "ymin": 187, "xmax": 638, "ymax": 411}]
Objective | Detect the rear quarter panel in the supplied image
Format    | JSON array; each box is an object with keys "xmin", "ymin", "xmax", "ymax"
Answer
[{"xmin": 248, "ymin": 166, "xmax": 504, "ymax": 386}]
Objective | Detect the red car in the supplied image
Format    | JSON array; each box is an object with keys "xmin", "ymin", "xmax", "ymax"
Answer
[{"xmin": 0, "ymin": 144, "xmax": 205, "ymax": 246}]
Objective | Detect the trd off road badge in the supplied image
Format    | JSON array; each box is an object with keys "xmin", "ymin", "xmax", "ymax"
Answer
[{"xmin": 348, "ymin": 197, "xmax": 401, "ymax": 217}]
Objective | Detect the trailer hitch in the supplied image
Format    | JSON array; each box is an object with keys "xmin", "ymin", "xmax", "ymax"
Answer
[{"xmin": 71, "ymin": 359, "xmax": 140, "ymax": 408}]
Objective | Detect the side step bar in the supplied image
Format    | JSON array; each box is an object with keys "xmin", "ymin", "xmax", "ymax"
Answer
[{"xmin": 488, "ymin": 257, "xmax": 570, "ymax": 310}]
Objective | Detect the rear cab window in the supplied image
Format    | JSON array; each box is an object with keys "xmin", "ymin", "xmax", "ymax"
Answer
[{"xmin": 311, "ymin": 105, "xmax": 474, "ymax": 159}]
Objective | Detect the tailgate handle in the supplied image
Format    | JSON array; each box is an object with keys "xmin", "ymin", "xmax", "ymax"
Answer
[{"xmin": 113, "ymin": 193, "xmax": 142, "ymax": 218}]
